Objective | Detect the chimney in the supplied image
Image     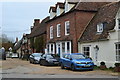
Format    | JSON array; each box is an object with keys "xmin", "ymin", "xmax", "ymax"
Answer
[{"xmin": 33, "ymin": 19, "xmax": 40, "ymax": 26}]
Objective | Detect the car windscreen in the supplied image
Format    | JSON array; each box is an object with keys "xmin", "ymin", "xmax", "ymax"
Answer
[
  {"xmin": 46, "ymin": 55, "xmax": 54, "ymax": 59},
  {"xmin": 71, "ymin": 54, "xmax": 86, "ymax": 59},
  {"xmin": 33, "ymin": 53, "xmax": 42, "ymax": 57}
]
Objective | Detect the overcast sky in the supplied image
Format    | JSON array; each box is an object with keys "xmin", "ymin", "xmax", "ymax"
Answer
[
  {"xmin": 1, "ymin": 0, "xmax": 64, "ymax": 42},
  {"xmin": 1, "ymin": 0, "xmax": 118, "ymax": 42}
]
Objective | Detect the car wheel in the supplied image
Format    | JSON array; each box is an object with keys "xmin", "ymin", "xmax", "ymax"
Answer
[
  {"xmin": 89, "ymin": 69, "xmax": 93, "ymax": 71},
  {"xmin": 43, "ymin": 61, "xmax": 48, "ymax": 66},
  {"xmin": 61, "ymin": 63, "xmax": 65, "ymax": 69},
  {"xmin": 71, "ymin": 64, "xmax": 75, "ymax": 71}
]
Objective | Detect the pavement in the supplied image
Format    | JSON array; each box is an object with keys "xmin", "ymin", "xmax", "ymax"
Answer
[{"xmin": 0, "ymin": 58, "xmax": 119, "ymax": 78}]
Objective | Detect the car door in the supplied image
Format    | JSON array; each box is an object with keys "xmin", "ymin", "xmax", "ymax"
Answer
[
  {"xmin": 65, "ymin": 55, "xmax": 71, "ymax": 67},
  {"xmin": 40, "ymin": 55, "xmax": 46, "ymax": 63}
]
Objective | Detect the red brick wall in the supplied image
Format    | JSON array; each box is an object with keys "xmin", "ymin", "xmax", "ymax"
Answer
[{"xmin": 47, "ymin": 11, "xmax": 96, "ymax": 53}]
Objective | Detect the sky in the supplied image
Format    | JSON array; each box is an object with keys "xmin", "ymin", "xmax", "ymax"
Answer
[
  {"xmin": 1, "ymin": 0, "xmax": 118, "ymax": 42},
  {"xmin": 1, "ymin": 0, "xmax": 64, "ymax": 42}
]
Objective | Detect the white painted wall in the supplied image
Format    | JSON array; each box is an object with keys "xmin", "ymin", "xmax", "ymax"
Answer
[{"xmin": 78, "ymin": 8, "xmax": 120, "ymax": 68}]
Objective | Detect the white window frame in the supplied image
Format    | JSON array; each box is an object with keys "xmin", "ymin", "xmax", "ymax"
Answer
[
  {"xmin": 82, "ymin": 45, "xmax": 90, "ymax": 57},
  {"xmin": 47, "ymin": 43, "xmax": 55, "ymax": 54},
  {"xmin": 57, "ymin": 24, "xmax": 61, "ymax": 37},
  {"xmin": 50, "ymin": 26, "xmax": 53, "ymax": 39},
  {"xmin": 97, "ymin": 23, "xmax": 104, "ymax": 33},
  {"xmin": 65, "ymin": 21, "xmax": 70, "ymax": 35},
  {"xmin": 116, "ymin": 43, "xmax": 120, "ymax": 61}
]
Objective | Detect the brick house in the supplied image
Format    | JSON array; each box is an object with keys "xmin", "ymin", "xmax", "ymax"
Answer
[
  {"xmin": 28, "ymin": 17, "xmax": 49, "ymax": 54},
  {"xmin": 78, "ymin": 2, "xmax": 120, "ymax": 67},
  {"xmin": 46, "ymin": 0, "xmax": 109, "ymax": 57}
]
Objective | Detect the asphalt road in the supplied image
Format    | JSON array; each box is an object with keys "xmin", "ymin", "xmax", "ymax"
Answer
[{"xmin": 0, "ymin": 58, "xmax": 119, "ymax": 79}]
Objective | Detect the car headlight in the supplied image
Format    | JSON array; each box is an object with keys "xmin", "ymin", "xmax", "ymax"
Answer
[{"xmin": 75, "ymin": 62, "xmax": 82, "ymax": 64}]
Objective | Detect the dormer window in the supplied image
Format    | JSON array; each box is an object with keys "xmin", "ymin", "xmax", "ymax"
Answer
[
  {"xmin": 65, "ymin": 1, "xmax": 76, "ymax": 13},
  {"xmin": 65, "ymin": 2, "xmax": 69, "ymax": 13},
  {"xmin": 49, "ymin": 7, "xmax": 56, "ymax": 19},
  {"xmin": 56, "ymin": 3, "xmax": 64, "ymax": 16},
  {"xmin": 97, "ymin": 23, "xmax": 104, "ymax": 33},
  {"xmin": 57, "ymin": 6, "xmax": 60, "ymax": 16}
]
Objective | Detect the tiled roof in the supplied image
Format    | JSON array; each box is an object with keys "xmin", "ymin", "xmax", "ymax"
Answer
[
  {"xmin": 47, "ymin": 2, "xmax": 110, "ymax": 22},
  {"xmin": 28, "ymin": 16, "xmax": 50, "ymax": 38},
  {"xmin": 75, "ymin": 2, "xmax": 110, "ymax": 11},
  {"xmin": 79, "ymin": 2, "xmax": 120, "ymax": 43}
]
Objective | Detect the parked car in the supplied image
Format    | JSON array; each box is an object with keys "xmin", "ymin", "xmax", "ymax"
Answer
[
  {"xmin": 39, "ymin": 54, "xmax": 59, "ymax": 66},
  {"xmin": 29, "ymin": 53, "xmax": 43, "ymax": 64},
  {"xmin": 59, "ymin": 53, "xmax": 94, "ymax": 71},
  {"xmin": 11, "ymin": 53, "xmax": 19, "ymax": 58}
]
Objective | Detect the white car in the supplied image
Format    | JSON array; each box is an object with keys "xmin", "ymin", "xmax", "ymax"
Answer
[{"xmin": 11, "ymin": 53, "xmax": 19, "ymax": 58}]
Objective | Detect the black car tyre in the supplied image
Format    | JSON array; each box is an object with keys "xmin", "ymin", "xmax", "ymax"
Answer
[
  {"xmin": 43, "ymin": 61, "xmax": 48, "ymax": 66},
  {"xmin": 61, "ymin": 63, "xmax": 65, "ymax": 69},
  {"xmin": 89, "ymin": 69, "xmax": 93, "ymax": 71},
  {"xmin": 71, "ymin": 64, "xmax": 75, "ymax": 71}
]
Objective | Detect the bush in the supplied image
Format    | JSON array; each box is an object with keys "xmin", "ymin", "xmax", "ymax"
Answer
[
  {"xmin": 100, "ymin": 61, "xmax": 105, "ymax": 65},
  {"xmin": 109, "ymin": 67, "xmax": 114, "ymax": 70},
  {"xmin": 114, "ymin": 63, "xmax": 120, "ymax": 67}
]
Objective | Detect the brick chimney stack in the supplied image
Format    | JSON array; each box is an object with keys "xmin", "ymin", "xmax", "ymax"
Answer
[{"xmin": 33, "ymin": 19, "xmax": 40, "ymax": 26}]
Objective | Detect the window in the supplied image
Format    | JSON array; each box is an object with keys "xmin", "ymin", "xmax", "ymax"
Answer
[
  {"xmin": 65, "ymin": 21, "xmax": 70, "ymax": 35},
  {"xmin": 118, "ymin": 19, "xmax": 120, "ymax": 30},
  {"xmin": 97, "ymin": 23, "xmax": 104, "ymax": 33},
  {"xmin": 57, "ymin": 24, "xmax": 61, "ymax": 37},
  {"xmin": 50, "ymin": 26, "xmax": 53, "ymax": 39},
  {"xmin": 116, "ymin": 43, "xmax": 120, "ymax": 61},
  {"xmin": 51, "ymin": 44, "xmax": 53, "ymax": 53},
  {"xmin": 83, "ymin": 46, "xmax": 90, "ymax": 56},
  {"xmin": 67, "ymin": 42, "xmax": 70, "ymax": 53},
  {"xmin": 62, "ymin": 42, "xmax": 65, "ymax": 53}
]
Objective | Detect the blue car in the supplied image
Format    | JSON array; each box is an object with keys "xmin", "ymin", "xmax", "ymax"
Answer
[{"xmin": 59, "ymin": 53, "xmax": 94, "ymax": 71}]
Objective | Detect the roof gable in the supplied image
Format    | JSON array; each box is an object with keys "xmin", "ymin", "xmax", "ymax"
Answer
[{"xmin": 79, "ymin": 2, "xmax": 120, "ymax": 43}]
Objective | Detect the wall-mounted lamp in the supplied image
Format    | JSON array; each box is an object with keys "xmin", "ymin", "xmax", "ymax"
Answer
[{"xmin": 94, "ymin": 45, "xmax": 99, "ymax": 50}]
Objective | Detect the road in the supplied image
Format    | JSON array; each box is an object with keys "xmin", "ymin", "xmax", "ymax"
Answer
[{"xmin": 0, "ymin": 58, "xmax": 119, "ymax": 79}]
